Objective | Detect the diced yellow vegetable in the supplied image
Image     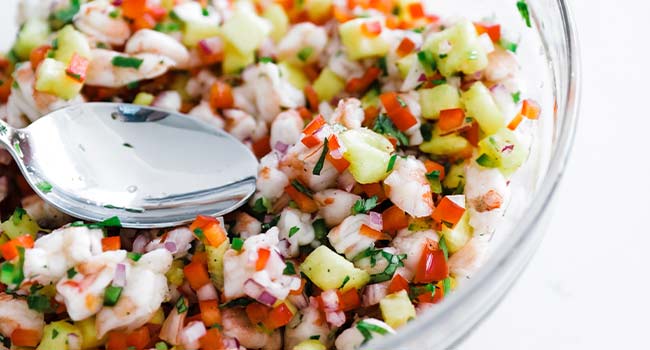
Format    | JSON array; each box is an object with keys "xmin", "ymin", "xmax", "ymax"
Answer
[
  {"xmin": 423, "ymin": 20, "xmax": 488, "ymax": 77},
  {"xmin": 74, "ymin": 317, "xmax": 106, "ymax": 349},
  {"xmin": 419, "ymin": 84, "xmax": 461, "ymax": 119},
  {"xmin": 301, "ymin": 246, "xmax": 370, "ymax": 292},
  {"xmin": 339, "ymin": 18, "xmax": 390, "ymax": 60},
  {"xmin": 379, "ymin": 290, "xmax": 416, "ymax": 329},
  {"xmin": 35, "ymin": 58, "xmax": 83, "ymax": 100},
  {"xmin": 395, "ymin": 0, "xmax": 420, "ymax": 23},
  {"xmin": 419, "ymin": 127, "xmax": 470, "ymax": 156},
  {"xmin": 305, "ymin": 0, "xmax": 333, "ymax": 23},
  {"xmin": 339, "ymin": 128, "xmax": 394, "ymax": 184},
  {"xmin": 396, "ymin": 53, "xmax": 416, "ymax": 79},
  {"xmin": 442, "ymin": 163, "xmax": 465, "ymax": 190},
  {"xmin": 0, "ymin": 208, "xmax": 40, "ymax": 239},
  {"xmin": 222, "ymin": 42, "xmax": 255, "ymax": 74},
  {"xmin": 360, "ymin": 87, "xmax": 380, "ymax": 109},
  {"xmin": 221, "ymin": 3, "xmax": 271, "ymax": 54},
  {"xmin": 173, "ymin": 2, "xmax": 221, "ymax": 47},
  {"xmin": 13, "ymin": 19, "xmax": 50, "ymax": 60},
  {"xmin": 278, "ymin": 61, "xmax": 310, "ymax": 90},
  {"xmin": 312, "ymin": 68, "xmax": 345, "ymax": 102},
  {"xmin": 294, "ymin": 339, "xmax": 327, "ymax": 350},
  {"xmin": 462, "ymin": 82, "xmax": 505, "ymax": 135},
  {"xmin": 166, "ymin": 259, "xmax": 185, "ymax": 286},
  {"xmin": 441, "ymin": 211, "xmax": 472, "ymax": 253},
  {"xmin": 207, "ymin": 240, "xmax": 230, "ymax": 291},
  {"xmin": 183, "ymin": 21, "xmax": 221, "ymax": 48},
  {"xmin": 133, "ymin": 92, "xmax": 155, "ymax": 106},
  {"xmin": 54, "ymin": 25, "xmax": 92, "ymax": 64},
  {"xmin": 477, "ymin": 128, "xmax": 528, "ymax": 176},
  {"xmin": 149, "ymin": 308, "xmax": 166, "ymax": 325},
  {"xmin": 37, "ymin": 321, "xmax": 81, "ymax": 350},
  {"xmin": 263, "ymin": 4, "xmax": 289, "ymax": 43}
]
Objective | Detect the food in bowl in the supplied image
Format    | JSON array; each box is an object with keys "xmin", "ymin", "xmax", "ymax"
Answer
[{"xmin": 0, "ymin": 0, "xmax": 541, "ymax": 349}]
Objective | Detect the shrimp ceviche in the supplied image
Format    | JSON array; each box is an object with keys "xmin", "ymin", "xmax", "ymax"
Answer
[{"xmin": 0, "ymin": 0, "xmax": 540, "ymax": 349}]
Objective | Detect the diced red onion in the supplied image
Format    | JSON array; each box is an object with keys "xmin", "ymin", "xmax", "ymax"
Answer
[
  {"xmin": 325, "ymin": 310, "xmax": 346, "ymax": 327},
  {"xmin": 196, "ymin": 283, "xmax": 218, "ymax": 301},
  {"xmin": 113, "ymin": 263, "xmax": 127, "ymax": 288},
  {"xmin": 490, "ymin": 83, "xmax": 505, "ymax": 92},
  {"xmin": 222, "ymin": 337, "xmax": 240, "ymax": 349},
  {"xmin": 133, "ymin": 235, "xmax": 150, "ymax": 253},
  {"xmin": 67, "ymin": 333, "xmax": 81, "ymax": 350},
  {"xmin": 258, "ymin": 291, "xmax": 278, "ymax": 306},
  {"xmin": 329, "ymin": 148, "xmax": 343, "ymax": 159},
  {"xmin": 277, "ymin": 239, "xmax": 292, "ymax": 257},
  {"xmin": 198, "ymin": 36, "xmax": 224, "ymax": 56},
  {"xmin": 274, "ymin": 141, "xmax": 289, "ymax": 153},
  {"xmin": 368, "ymin": 211, "xmax": 383, "ymax": 231},
  {"xmin": 164, "ymin": 241, "xmax": 178, "ymax": 254},
  {"xmin": 180, "ymin": 321, "xmax": 207, "ymax": 349},
  {"xmin": 111, "ymin": 0, "xmax": 123, "ymax": 5},
  {"xmin": 417, "ymin": 73, "xmax": 427, "ymax": 82},
  {"xmin": 320, "ymin": 289, "xmax": 340, "ymax": 311},
  {"xmin": 362, "ymin": 283, "xmax": 388, "ymax": 307},
  {"xmin": 501, "ymin": 144, "xmax": 515, "ymax": 153}
]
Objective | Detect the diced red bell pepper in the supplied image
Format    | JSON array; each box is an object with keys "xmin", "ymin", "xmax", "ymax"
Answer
[
  {"xmin": 438, "ymin": 108, "xmax": 466, "ymax": 134},
  {"xmin": 101, "ymin": 236, "xmax": 121, "ymax": 251},
  {"xmin": 396, "ymin": 37, "xmax": 416, "ymax": 57},
  {"xmin": 209, "ymin": 81, "xmax": 234, "ymax": 110},
  {"xmin": 338, "ymin": 289, "xmax": 360, "ymax": 311},
  {"xmin": 379, "ymin": 92, "xmax": 418, "ymax": 131},
  {"xmin": 382, "ymin": 205, "xmax": 409, "ymax": 233},
  {"xmin": 65, "ymin": 53, "xmax": 89, "ymax": 83},
  {"xmin": 360, "ymin": 21, "xmax": 382, "ymax": 37},
  {"xmin": 387, "ymin": 273, "xmax": 409, "ymax": 294},
  {"xmin": 199, "ymin": 300, "xmax": 222, "ymax": 327},
  {"xmin": 431, "ymin": 196, "xmax": 465, "ymax": 227},
  {"xmin": 345, "ymin": 67, "xmax": 381, "ymax": 94},
  {"xmin": 521, "ymin": 99, "xmax": 541, "ymax": 119},
  {"xmin": 256, "ymin": 248, "xmax": 271, "ymax": 271},
  {"xmin": 264, "ymin": 303, "xmax": 294, "ymax": 330},
  {"xmin": 423, "ymin": 160, "xmax": 446, "ymax": 180},
  {"xmin": 474, "ymin": 23, "xmax": 501, "ymax": 42},
  {"xmin": 408, "ymin": 3, "xmax": 425, "ymax": 18},
  {"xmin": 184, "ymin": 261, "xmax": 211, "ymax": 290},
  {"xmin": 1, "ymin": 235, "xmax": 34, "ymax": 261},
  {"xmin": 303, "ymin": 115, "xmax": 326, "ymax": 135},
  {"xmin": 414, "ymin": 239, "xmax": 448, "ymax": 283},
  {"xmin": 304, "ymin": 85, "xmax": 320, "ymax": 112},
  {"xmin": 29, "ymin": 45, "xmax": 51, "ymax": 71}
]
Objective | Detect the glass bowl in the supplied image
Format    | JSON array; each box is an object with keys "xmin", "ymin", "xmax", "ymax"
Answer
[{"xmin": 367, "ymin": 0, "xmax": 580, "ymax": 348}]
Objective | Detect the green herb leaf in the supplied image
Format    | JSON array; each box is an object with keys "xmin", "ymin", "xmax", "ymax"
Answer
[
  {"xmin": 312, "ymin": 138, "xmax": 329, "ymax": 175},
  {"xmin": 339, "ymin": 275, "xmax": 350, "ymax": 289},
  {"xmin": 439, "ymin": 236, "xmax": 449, "ymax": 260},
  {"xmin": 175, "ymin": 297, "xmax": 188, "ymax": 313},
  {"xmin": 386, "ymin": 154, "xmax": 397, "ymax": 172},
  {"xmin": 369, "ymin": 251, "xmax": 406, "ymax": 283},
  {"xmin": 442, "ymin": 277, "xmax": 451, "ymax": 295},
  {"xmin": 27, "ymin": 293, "xmax": 52, "ymax": 313},
  {"xmin": 103, "ymin": 286, "xmax": 123, "ymax": 306},
  {"xmin": 351, "ymin": 196, "xmax": 378, "ymax": 215},
  {"xmin": 283, "ymin": 261, "xmax": 296, "ymax": 275},
  {"xmin": 259, "ymin": 57, "xmax": 275, "ymax": 63},
  {"xmin": 426, "ymin": 170, "xmax": 442, "ymax": 194},
  {"xmin": 52, "ymin": 329, "xmax": 59, "ymax": 339},
  {"xmin": 127, "ymin": 252, "xmax": 143, "ymax": 262},
  {"xmin": 261, "ymin": 216, "xmax": 280, "ymax": 231},
  {"xmin": 111, "ymin": 56, "xmax": 144, "ymax": 69},
  {"xmin": 378, "ymin": 56, "xmax": 388, "ymax": 76},
  {"xmin": 475, "ymin": 153, "xmax": 498, "ymax": 168},
  {"xmin": 356, "ymin": 320, "xmax": 389, "ymax": 344},
  {"xmin": 231, "ymin": 237, "xmax": 244, "ymax": 251},
  {"xmin": 309, "ymin": 335, "xmax": 320, "ymax": 340},
  {"xmin": 312, "ymin": 219, "xmax": 328, "ymax": 243},
  {"xmin": 51, "ymin": 0, "xmax": 81, "ymax": 25},
  {"xmin": 289, "ymin": 226, "xmax": 300, "ymax": 237},
  {"xmin": 155, "ymin": 342, "xmax": 169, "ymax": 350},
  {"xmin": 154, "ymin": 22, "xmax": 181, "ymax": 33},
  {"xmin": 420, "ymin": 123, "xmax": 433, "ymax": 142},
  {"xmin": 512, "ymin": 91, "xmax": 521, "ymax": 103},
  {"xmin": 417, "ymin": 50, "xmax": 437, "ymax": 73},
  {"xmin": 373, "ymin": 114, "xmax": 409, "ymax": 146},
  {"xmin": 252, "ymin": 197, "xmax": 271, "ymax": 214},
  {"xmin": 67, "ymin": 267, "xmax": 77, "ymax": 278},
  {"xmin": 36, "ymin": 181, "xmax": 52, "ymax": 193},
  {"xmin": 516, "ymin": 0, "xmax": 532, "ymax": 27},
  {"xmin": 297, "ymin": 47, "xmax": 314, "ymax": 62},
  {"xmin": 291, "ymin": 180, "xmax": 313, "ymax": 198},
  {"xmin": 500, "ymin": 39, "xmax": 518, "ymax": 53},
  {"xmin": 219, "ymin": 297, "xmax": 253, "ymax": 308}
]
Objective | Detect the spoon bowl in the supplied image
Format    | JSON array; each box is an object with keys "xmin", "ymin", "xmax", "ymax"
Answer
[{"xmin": 0, "ymin": 103, "xmax": 258, "ymax": 228}]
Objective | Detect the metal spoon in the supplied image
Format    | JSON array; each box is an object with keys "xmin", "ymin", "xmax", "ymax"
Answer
[{"xmin": 0, "ymin": 103, "xmax": 258, "ymax": 228}]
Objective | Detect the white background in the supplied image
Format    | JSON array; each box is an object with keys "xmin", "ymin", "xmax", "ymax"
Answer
[{"xmin": 1, "ymin": 0, "xmax": 648, "ymax": 349}]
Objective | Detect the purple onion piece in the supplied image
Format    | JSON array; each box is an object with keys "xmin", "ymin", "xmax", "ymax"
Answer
[
  {"xmin": 113, "ymin": 263, "xmax": 127, "ymax": 287},
  {"xmin": 257, "ymin": 291, "xmax": 277, "ymax": 306},
  {"xmin": 165, "ymin": 241, "xmax": 178, "ymax": 253}
]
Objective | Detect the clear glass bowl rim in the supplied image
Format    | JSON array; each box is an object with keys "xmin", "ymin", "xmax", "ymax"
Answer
[{"xmin": 365, "ymin": 0, "xmax": 581, "ymax": 348}]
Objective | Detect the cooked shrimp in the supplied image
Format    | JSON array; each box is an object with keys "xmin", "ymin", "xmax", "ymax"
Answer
[
  {"xmin": 328, "ymin": 214, "xmax": 378, "ymax": 259},
  {"xmin": 145, "ymin": 227, "xmax": 195, "ymax": 258},
  {"xmin": 276, "ymin": 23, "xmax": 328, "ymax": 66},
  {"xmin": 313, "ymin": 189, "xmax": 361, "ymax": 227},
  {"xmin": 222, "ymin": 109, "xmax": 262, "ymax": 142},
  {"xmin": 464, "ymin": 162, "xmax": 510, "ymax": 235},
  {"xmin": 284, "ymin": 303, "xmax": 333, "ymax": 350},
  {"xmin": 73, "ymin": 0, "xmax": 131, "ymax": 46},
  {"xmin": 270, "ymin": 110, "xmax": 303, "ymax": 150},
  {"xmin": 18, "ymin": 0, "xmax": 67, "ymax": 22},
  {"xmin": 383, "ymin": 156, "xmax": 434, "ymax": 217},
  {"xmin": 242, "ymin": 63, "xmax": 305, "ymax": 123},
  {"xmin": 256, "ymin": 152, "xmax": 290, "ymax": 203},
  {"xmin": 85, "ymin": 49, "xmax": 176, "ymax": 88},
  {"xmin": 151, "ymin": 91, "xmax": 182, "ymax": 111},
  {"xmin": 221, "ymin": 307, "xmax": 282, "ymax": 350},
  {"xmin": 159, "ymin": 298, "xmax": 187, "ymax": 346},
  {"xmin": 326, "ymin": 50, "xmax": 364, "ymax": 79},
  {"xmin": 96, "ymin": 249, "xmax": 172, "ymax": 337},
  {"xmin": 448, "ymin": 237, "xmax": 488, "ymax": 278},
  {"xmin": 23, "ymin": 226, "xmax": 104, "ymax": 286},
  {"xmin": 0, "ymin": 293, "xmax": 45, "ymax": 340},
  {"xmin": 281, "ymin": 140, "xmax": 339, "ymax": 192},
  {"xmin": 485, "ymin": 47, "xmax": 519, "ymax": 83},
  {"xmin": 188, "ymin": 100, "xmax": 225, "ymax": 129},
  {"xmin": 56, "ymin": 250, "xmax": 127, "ymax": 321},
  {"xmin": 21, "ymin": 194, "xmax": 72, "ymax": 228},
  {"xmin": 277, "ymin": 207, "xmax": 316, "ymax": 257},
  {"xmin": 329, "ymin": 98, "xmax": 364, "ymax": 130},
  {"xmin": 185, "ymin": 70, "xmax": 217, "ymax": 100},
  {"xmin": 398, "ymin": 92, "xmax": 423, "ymax": 146},
  {"xmin": 8, "ymin": 62, "xmax": 84, "ymax": 123},
  {"xmin": 231, "ymin": 212, "xmax": 262, "ymax": 239},
  {"xmin": 125, "ymin": 29, "xmax": 190, "ymax": 67},
  {"xmin": 334, "ymin": 319, "xmax": 395, "ymax": 350},
  {"xmin": 390, "ymin": 229, "xmax": 439, "ymax": 278}
]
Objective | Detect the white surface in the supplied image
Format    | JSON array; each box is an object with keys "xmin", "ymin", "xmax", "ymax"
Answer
[{"xmin": 1, "ymin": 1, "xmax": 648, "ymax": 349}]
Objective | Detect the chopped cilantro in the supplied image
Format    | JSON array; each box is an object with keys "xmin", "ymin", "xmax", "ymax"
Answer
[
  {"xmin": 356, "ymin": 320, "xmax": 389, "ymax": 344},
  {"xmin": 50, "ymin": 0, "xmax": 81, "ymax": 26},
  {"xmin": 396, "ymin": 95, "xmax": 407, "ymax": 108},
  {"xmin": 67, "ymin": 267, "xmax": 77, "ymax": 278},
  {"xmin": 219, "ymin": 297, "xmax": 253, "ymax": 308},
  {"xmin": 386, "ymin": 154, "xmax": 397, "ymax": 172},
  {"xmin": 312, "ymin": 218, "xmax": 328, "ymax": 243},
  {"xmin": 297, "ymin": 47, "xmax": 314, "ymax": 62},
  {"xmin": 512, "ymin": 91, "xmax": 521, "ymax": 103},
  {"xmin": 201, "ymin": 7, "xmax": 209, "ymax": 16},
  {"xmin": 412, "ymin": 26, "xmax": 425, "ymax": 33},
  {"xmin": 312, "ymin": 138, "xmax": 329, "ymax": 175},
  {"xmin": 426, "ymin": 170, "xmax": 442, "ymax": 194},
  {"xmin": 351, "ymin": 196, "xmax": 378, "ymax": 215},
  {"xmin": 127, "ymin": 252, "xmax": 142, "ymax": 261},
  {"xmin": 291, "ymin": 180, "xmax": 313, "ymax": 198},
  {"xmin": 373, "ymin": 114, "xmax": 409, "ymax": 146},
  {"xmin": 0, "ymin": 125, "xmax": 7, "ymax": 135},
  {"xmin": 126, "ymin": 81, "xmax": 139, "ymax": 89},
  {"xmin": 13, "ymin": 141, "xmax": 23, "ymax": 157},
  {"xmin": 417, "ymin": 50, "xmax": 436, "ymax": 72},
  {"xmin": 252, "ymin": 197, "xmax": 270, "ymax": 214},
  {"xmin": 231, "ymin": 237, "xmax": 244, "ymax": 251},
  {"xmin": 443, "ymin": 277, "xmax": 451, "ymax": 295},
  {"xmin": 369, "ymin": 251, "xmax": 406, "ymax": 283},
  {"xmin": 378, "ymin": 56, "xmax": 388, "ymax": 76},
  {"xmin": 339, "ymin": 275, "xmax": 350, "ymax": 289},
  {"xmin": 283, "ymin": 261, "xmax": 296, "ymax": 275},
  {"xmin": 109, "ymin": 9, "xmax": 119, "ymax": 18},
  {"xmin": 154, "ymin": 22, "xmax": 181, "ymax": 33},
  {"xmin": 123, "ymin": 143, "xmax": 134, "ymax": 148},
  {"xmin": 432, "ymin": 78, "xmax": 447, "ymax": 85},
  {"xmin": 309, "ymin": 335, "xmax": 320, "ymax": 340},
  {"xmin": 438, "ymin": 53, "xmax": 448, "ymax": 59},
  {"xmin": 261, "ymin": 216, "xmax": 280, "ymax": 231},
  {"xmin": 27, "ymin": 292, "xmax": 52, "ymax": 312},
  {"xmin": 516, "ymin": 0, "xmax": 532, "ymax": 27},
  {"xmin": 36, "ymin": 181, "xmax": 52, "ymax": 193},
  {"xmin": 52, "ymin": 329, "xmax": 59, "ymax": 339},
  {"xmin": 259, "ymin": 57, "xmax": 274, "ymax": 63},
  {"xmin": 475, "ymin": 153, "xmax": 498, "ymax": 168},
  {"xmin": 71, "ymin": 216, "xmax": 122, "ymax": 229},
  {"xmin": 420, "ymin": 123, "xmax": 433, "ymax": 142},
  {"xmin": 500, "ymin": 39, "xmax": 518, "ymax": 53},
  {"xmin": 289, "ymin": 226, "xmax": 300, "ymax": 237},
  {"xmin": 112, "ymin": 56, "xmax": 144, "ymax": 69}
]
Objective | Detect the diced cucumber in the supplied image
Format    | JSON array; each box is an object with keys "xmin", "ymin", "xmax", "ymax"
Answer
[
  {"xmin": 301, "ymin": 246, "xmax": 370, "ymax": 292},
  {"xmin": 0, "ymin": 208, "xmax": 40, "ymax": 239},
  {"xmin": 441, "ymin": 211, "xmax": 471, "ymax": 253},
  {"xmin": 13, "ymin": 19, "xmax": 50, "ymax": 60},
  {"xmin": 423, "ymin": 20, "xmax": 488, "ymax": 77},
  {"xmin": 35, "ymin": 58, "xmax": 83, "ymax": 100},
  {"xmin": 305, "ymin": 0, "xmax": 333, "ymax": 22},
  {"xmin": 222, "ymin": 42, "xmax": 255, "ymax": 74},
  {"xmin": 183, "ymin": 21, "xmax": 221, "ymax": 48},
  {"xmin": 278, "ymin": 61, "xmax": 309, "ymax": 90},
  {"xmin": 220, "ymin": 3, "xmax": 271, "ymax": 54},
  {"xmin": 419, "ymin": 127, "xmax": 470, "ymax": 156},
  {"xmin": 339, "ymin": 18, "xmax": 390, "ymax": 60},
  {"xmin": 74, "ymin": 317, "xmax": 106, "ymax": 349},
  {"xmin": 166, "ymin": 259, "xmax": 185, "ymax": 286},
  {"xmin": 37, "ymin": 321, "xmax": 81, "ymax": 350},
  {"xmin": 461, "ymin": 82, "xmax": 505, "ymax": 135},
  {"xmin": 379, "ymin": 290, "xmax": 416, "ymax": 329},
  {"xmin": 133, "ymin": 92, "xmax": 154, "ymax": 106},
  {"xmin": 419, "ymin": 84, "xmax": 461, "ymax": 120},
  {"xmin": 54, "ymin": 25, "xmax": 92, "ymax": 64},
  {"xmin": 294, "ymin": 339, "xmax": 327, "ymax": 350},
  {"xmin": 263, "ymin": 4, "xmax": 289, "ymax": 43},
  {"xmin": 361, "ymin": 86, "xmax": 380, "ymax": 109},
  {"xmin": 340, "ymin": 128, "xmax": 395, "ymax": 184},
  {"xmin": 173, "ymin": 2, "xmax": 221, "ymax": 47},
  {"xmin": 443, "ymin": 163, "xmax": 465, "ymax": 190},
  {"xmin": 206, "ymin": 240, "xmax": 230, "ymax": 291},
  {"xmin": 477, "ymin": 128, "xmax": 528, "ymax": 176},
  {"xmin": 312, "ymin": 67, "xmax": 345, "ymax": 102},
  {"xmin": 396, "ymin": 53, "xmax": 416, "ymax": 79}
]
